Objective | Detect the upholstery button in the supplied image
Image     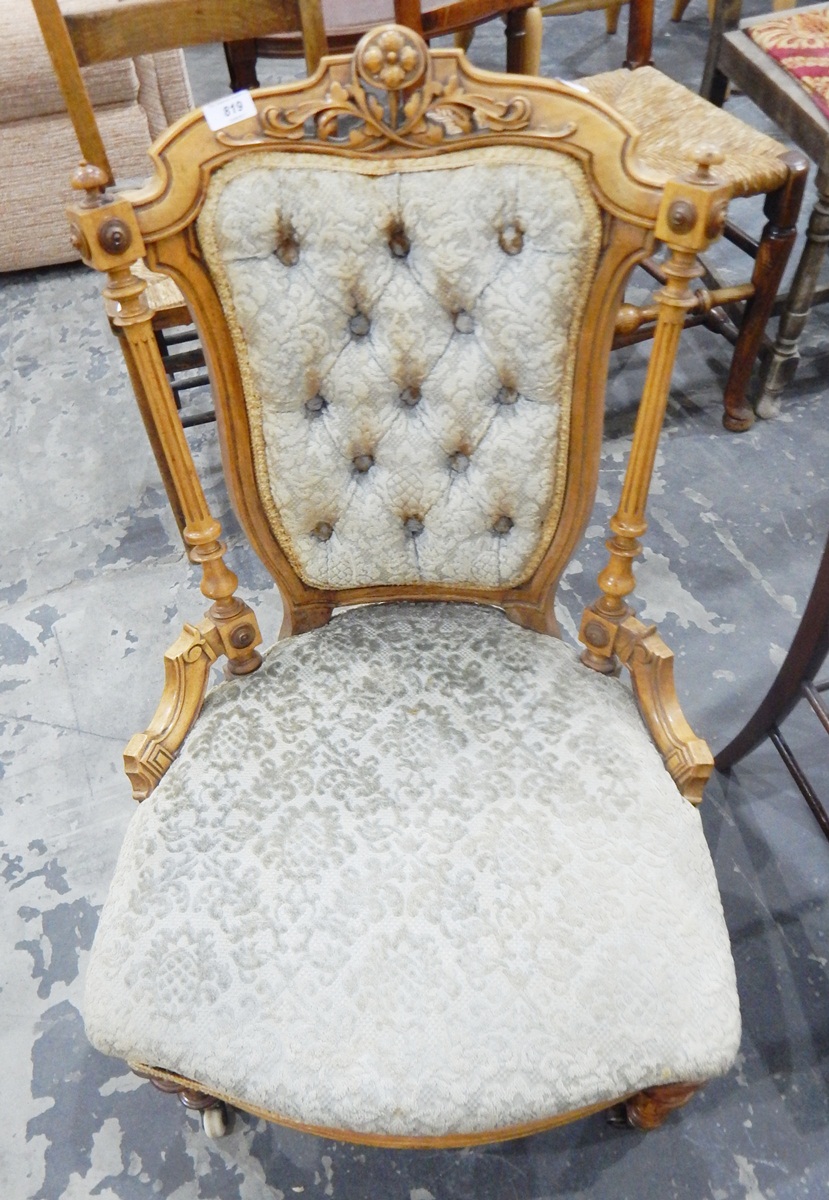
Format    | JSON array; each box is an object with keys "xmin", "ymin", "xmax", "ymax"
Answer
[
  {"xmin": 492, "ymin": 515, "xmax": 514, "ymax": 535},
  {"xmin": 273, "ymin": 225, "xmax": 299, "ymax": 265},
  {"xmin": 353, "ymin": 453, "xmax": 374, "ymax": 473},
  {"xmin": 400, "ymin": 385, "xmax": 421, "ymax": 408},
  {"xmin": 495, "ymin": 386, "xmax": 518, "ymax": 406},
  {"xmin": 349, "ymin": 313, "xmax": 370, "ymax": 337},
  {"xmin": 499, "ymin": 224, "xmax": 524, "ymax": 255},
  {"xmin": 454, "ymin": 310, "xmax": 474, "ymax": 334},
  {"xmin": 449, "ymin": 451, "xmax": 469, "ymax": 473},
  {"xmin": 277, "ymin": 234, "xmax": 299, "ymax": 262},
  {"xmin": 305, "ymin": 394, "xmax": 326, "ymax": 416},
  {"xmin": 311, "ymin": 521, "xmax": 334, "ymax": 542},
  {"xmin": 389, "ymin": 223, "xmax": 410, "ymax": 258},
  {"xmin": 404, "ymin": 516, "xmax": 424, "ymax": 537}
]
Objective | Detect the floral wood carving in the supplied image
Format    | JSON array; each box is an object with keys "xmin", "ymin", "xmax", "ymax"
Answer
[{"xmin": 218, "ymin": 24, "xmax": 573, "ymax": 152}]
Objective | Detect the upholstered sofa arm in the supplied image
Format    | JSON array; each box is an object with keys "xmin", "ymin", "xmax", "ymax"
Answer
[
  {"xmin": 134, "ymin": 51, "xmax": 194, "ymax": 140},
  {"xmin": 0, "ymin": 0, "xmax": 192, "ymax": 272}
]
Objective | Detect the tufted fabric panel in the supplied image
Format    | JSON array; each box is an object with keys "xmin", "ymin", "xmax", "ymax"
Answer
[
  {"xmin": 197, "ymin": 148, "xmax": 602, "ymax": 590},
  {"xmin": 85, "ymin": 603, "xmax": 740, "ymax": 1139}
]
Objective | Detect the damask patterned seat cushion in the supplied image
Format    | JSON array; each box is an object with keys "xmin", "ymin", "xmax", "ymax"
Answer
[{"xmin": 84, "ymin": 603, "xmax": 740, "ymax": 1139}]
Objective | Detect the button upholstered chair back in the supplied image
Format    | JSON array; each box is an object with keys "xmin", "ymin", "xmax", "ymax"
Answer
[{"xmin": 197, "ymin": 140, "xmax": 600, "ymax": 595}]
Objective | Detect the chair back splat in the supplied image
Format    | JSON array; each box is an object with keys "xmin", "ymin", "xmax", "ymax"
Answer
[{"xmin": 38, "ymin": 0, "xmax": 744, "ymax": 1154}]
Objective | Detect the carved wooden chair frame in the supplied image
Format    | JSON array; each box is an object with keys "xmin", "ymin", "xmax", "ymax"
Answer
[{"xmin": 62, "ymin": 23, "xmax": 731, "ymax": 1139}]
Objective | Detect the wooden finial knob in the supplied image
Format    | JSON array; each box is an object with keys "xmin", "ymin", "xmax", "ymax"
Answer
[
  {"xmin": 71, "ymin": 161, "xmax": 108, "ymax": 206},
  {"xmin": 692, "ymin": 144, "xmax": 724, "ymax": 181}
]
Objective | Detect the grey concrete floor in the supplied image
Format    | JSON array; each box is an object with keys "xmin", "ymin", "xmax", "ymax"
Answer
[{"xmin": 3, "ymin": 4, "xmax": 829, "ymax": 1197}]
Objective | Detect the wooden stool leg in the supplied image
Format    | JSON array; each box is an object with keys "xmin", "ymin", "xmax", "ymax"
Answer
[
  {"xmin": 605, "ymin": 2, "xmax": 624, "ymax": 35},
  {"xmin": 671, "ymin": 0, "xmax": 694, "ymax": 20},
  {"xmin": 721, "ymin": 153, "xmax": 808, "ymax": 431},
  {"xmin": 523, "ymin": 4, "xmax": 543, "ymax": 74},
  {"xmin": 757, "ymin": 169, "xmax": 829, "ymax": 418},
  {"xmin": 453, "ymin": 27, "xmax": 474, "ymax": 53},
  {"xmin": 626, "ymin": 1082, "xmax": 702, "ymax": 1129}
]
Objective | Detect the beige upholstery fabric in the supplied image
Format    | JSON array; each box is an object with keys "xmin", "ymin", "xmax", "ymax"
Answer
[
  {"xmin": 0, "ymin": 0, "xmax": 192, "ymax": 273},
  {"xmin": 0, "ymin": 0, "xmax": 138, "ymax": 124},
  {"xmin": 582, "ymin": 67, "xmax": 790, "ymax": 197},
  {"xmin": 134, "ymin": 52, "xmax": 195, "ymax": 140},
  {"xmin": 197, "ymin": 147, "xmax": 602, "ymax": 590},
  {"xmin": 2, "ymin": 106, "xmax": 157, "ymax": 273},
  {"xmin": 85, "ymin": 603, "xmax": 740, "ymax": 1140}
]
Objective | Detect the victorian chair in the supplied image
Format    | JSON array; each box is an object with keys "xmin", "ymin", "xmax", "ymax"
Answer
[{"xmin": 41, "ymin": 0, "xmax": 743, "ymax": 1149}]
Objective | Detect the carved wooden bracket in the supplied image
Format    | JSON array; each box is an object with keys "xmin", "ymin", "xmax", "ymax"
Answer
[
  {"xmin": 580, "ymin": 609, "xmax": 713, "ymax": 804},
  {"xmin": 124, "ymin": 611, "xmax": 261, "ymax": 802},
  {"xmin": 617, "ymin": 616, "xmax": 713, "ymax": 804}
]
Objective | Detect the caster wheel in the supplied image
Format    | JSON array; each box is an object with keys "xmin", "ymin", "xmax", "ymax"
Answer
[
  {"xmin": 201, "ymin": 1103, "xmax": 228, "ymax": 1138},
  {"xmin": 605, "ymin": 1102, "xmax": 631, "ymax": 1129}
]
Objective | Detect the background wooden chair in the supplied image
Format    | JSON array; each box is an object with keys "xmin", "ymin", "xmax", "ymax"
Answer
[
  {"xmin": 701, "ymin": 0, "xmax": 829, "ymax": 416},
  {"xmin": 38, "ymin": 0, "xmax": 743, "ymax": 1155},
  {"xmin": 223, "ymin": 0, "xmax": 544, "ymax": 90},
  {"xmin": 570, "ymin": 0, "xmax": 808, "ymax": 430}
]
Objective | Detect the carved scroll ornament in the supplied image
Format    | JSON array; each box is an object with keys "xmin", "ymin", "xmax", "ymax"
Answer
[{"xmin": 218, "ymin": 24, "xmax": 572, "ymax": 152}]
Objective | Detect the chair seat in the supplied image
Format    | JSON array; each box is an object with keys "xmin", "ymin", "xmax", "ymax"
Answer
[
  {"xmin": 746, "ymin": 6, "xmax": 829, "ymax": 124},
  {"xmin": 84, "ymin": 603, "xmax": 740, "ymax": 1141},
  {"xmin": 581, "ymin": 66, "xmax": 789, "ymax": 197}
]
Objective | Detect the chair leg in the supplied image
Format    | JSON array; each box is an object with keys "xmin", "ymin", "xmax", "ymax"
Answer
[
  {"xmin": 115, "ymin": 326, "xmax": 188, "ymax": 540},
  {"xmin": 453, "ymin": 27, "xmax": 474, "ymax": 53},
  {"xmin": 625, "ymin": 1082, "xmax": 703, "ymax": 1129},
  {"xmin": 605, "ymin": 2, "xmax": 623, "ymax": 35},
  {"xmin": 699, "ymin": 0, "xmax": 739, "ymax": 105},
  {"xmin": 223, "ymin": 38, "xmax": 260, "ymax": 91},
  {"xmin": 523, "ymin": 4, "xmax": 543, "ymax": 74},
  {"xmin": 671, "ymin": 0, "xmax": 694, "ymax": 20},
  {"xmin": 757, "ymin": 169, "xmax": 829, "ymax": 418},
  {"xmin": 721, "ymin": 153, "xmax": 808, "ymax": 431},
  {"xmin": 505, "ymin": 9, "xmax": 525, "ymax": 74},
  {"xmin": 624, "ymin": 0, "xmax": 654, "ymax": 68}
]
